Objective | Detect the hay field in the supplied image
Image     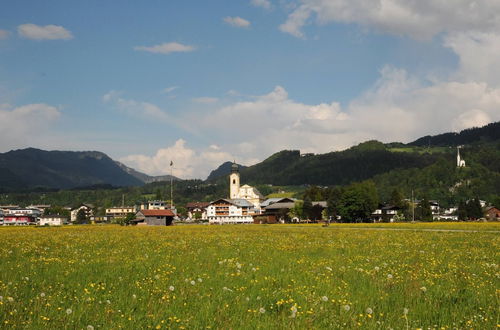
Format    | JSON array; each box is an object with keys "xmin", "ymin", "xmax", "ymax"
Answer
[{"xmin": 0, "ymin": 224, "xmax": 498, "ymax": 329}]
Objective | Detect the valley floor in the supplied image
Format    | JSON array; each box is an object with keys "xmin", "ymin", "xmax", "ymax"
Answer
[{"xmin": 0, "ymin": 224, "xmax": 498, "ymax": 329}]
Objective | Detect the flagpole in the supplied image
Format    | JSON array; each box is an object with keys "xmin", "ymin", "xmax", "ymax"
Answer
[{"xmin": 170, "ymin": 161, "xmax": 173, "ymax": 210}]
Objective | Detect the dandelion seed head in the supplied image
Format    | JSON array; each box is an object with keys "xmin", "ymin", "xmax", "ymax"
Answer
[
  {"xmin": 321, "ymin": 296, "xmax": 328, "ymax": 302},
  {"xmin": 366, "ymin": 307, "xmax": 373, "ymax": 315},
  {"xmin": 387, "ymin": 274, "xmax": 393, "ymax": 279},
  {"xmin": 374, "ymin": 266, "xmax": 380, "ymax": 271},
  {"xmin": 190, "ymin": 280, "xmax": 196, "ymax": 285},
  {"xmin": 132, "ymin": 294, "xmax": 137, "ymax": 299},
  {"xmin": 169, "ymin": 286, "xmax": 175, "ymax": 291},
  {"xmin": 259, "ymin": 307, "xmax": 266, "ymax": 314},
  {"xmin": 198, "ymin": 278, "xmax": 202, "ymax": 282},
  {"xmin": 66, "ymin": 308, "xmax": 72, "ymax": 315},
  {"xmin": 87, "ymin": 326, "xmax": 94, "ymax": 330},
  {"xmin": 7, "ymin": 297, "xmax": 14, "ymax": 303},
  {"xmin": 343, "ymin": 305, "xmax": 350, "ymax": 311},
  {"xmin": 40, "ymin": 292, "xmax": 46, "ymax": 298},
  {"xmin": 403, "ymin": 308, "xmax": 409, "ymax": 315},
  {"xmin": 420, "ymin": 286, "xmax": 427, "ymax": 292}
]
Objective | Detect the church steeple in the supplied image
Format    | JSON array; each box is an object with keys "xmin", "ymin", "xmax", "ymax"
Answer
[
  {"xmin": 229, "ymin": 161, "xmax": 240, "ymax": 199},
  {"xmin": 457, "ymin": 147, "xmax": 466, "ymax": 167}
]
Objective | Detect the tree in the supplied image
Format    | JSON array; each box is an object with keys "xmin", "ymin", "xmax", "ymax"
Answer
[
  {"xmin": 416, "ymin": 198, "xmax": 433, "ymax": 221},
  {"xmin": 467, "ymin": 198, "xmax": 483, "ymax": 220},
  {"xmin": 338, "ymin": 181, "xmax": 378, "ymax": 222},
  {"xmin": 75, "ymin": 208, "xmax": 88, "ymax": 224},
  {"xmin": 302, "ymin": 198, "xmax": 313, "ymax": 220},
  {"xmin": 288, "ymin": 200, "xmax": 304, "ymax": 221},
  {"xmin": 390, "ymin": 188, "xmax": 405, "ymax": 209},
  {"xmin": 457, "ymin": 200, "xmax": 468, "ymax": 220}
]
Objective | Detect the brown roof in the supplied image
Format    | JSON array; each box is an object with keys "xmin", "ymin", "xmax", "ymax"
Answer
[
  {"xmin": 186, "ymin": 202, "xmax": 210, "ymax": 209},
  {"xmin": 139, "ymin": 209, "xmax": 175, "ymax": 217}
]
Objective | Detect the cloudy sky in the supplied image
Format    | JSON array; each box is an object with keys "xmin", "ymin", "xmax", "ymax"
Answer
[{"xmin": 1, "ymin": 0, "xmax": 500, "ymax": 179}]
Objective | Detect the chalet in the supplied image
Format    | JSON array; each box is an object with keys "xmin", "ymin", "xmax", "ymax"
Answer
[
  {"xmin": 132, "ymin": 209, "xmax": 175, "ymax": 226},
  {"xmin": 3, "ymin": 214, "xmax": 37, "ymax": 225},
  {"xmin": 372, "ymin": 204, "xmax": 401, "ymax": 222},
  {"xmin": 70, "ymin": 204, "xmax": 94, "ymax": 222},
  {"xmin": 485, "ymin": 207, "xmax": 500, "ymax": 221},
  {"xmin": 255, "ymin": 198, "xmax": 297, "ymax": 224},
  {"xmin": 186, "ymin": 202, "xmax": 210, "ymax": 221},
  {"xmin": 207, "ymin": 199, "xmax": 254, "ymax": 224},
  {"xmin": 39, "ymin": 215, "xmax": 68, "ymax": 226}
]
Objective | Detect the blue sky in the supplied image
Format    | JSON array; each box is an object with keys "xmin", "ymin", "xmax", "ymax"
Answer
[{"xmin": 1, "ymin": 0, "xmax": 500, "ymax": 179}]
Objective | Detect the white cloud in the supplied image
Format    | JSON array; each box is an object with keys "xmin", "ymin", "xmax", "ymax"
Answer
[
  {"xmin": 445, "ymin": 32, "xmax": 500, "ymax": 87},
  {"xmin": 0, "ymin": 103, "xmax": 61, "ymax": 151},
  {"xmin": 163, "ymin": 86, "xmax": 179, "ymax": 94},
  {"xmin": 120, "ymin": 139, "xmax": 247, "ymax": 179},
  {"xmin": 103, "ymin": 91, "xmax": 170, "ymax": 122},
  {"xmin": 17, "ymin": 23, "xmax": 73, "ymax": 40},
  {"xmin": 280, "ymin": 0, "xmax": 500, "ymax": 40},
  {"xmin": 192, "ymin": 97, "xmax": 219, "ymax": 104},
  {"xmin": 0, "ymin": 29, "xmax": 10, "ymax": 40},
  {"xmin": 223, "ymin": 16, "xmax": 251, "ymax": 28},
  {"xmin": 251, "ymin": 0, "xmax": 272, "ymax": 9},
  {"xmin": 134, "ymin": 42, "xmax": 196, "ymax": 54}
]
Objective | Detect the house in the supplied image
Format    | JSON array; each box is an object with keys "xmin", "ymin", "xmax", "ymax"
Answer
[
  {"xmin": 255, "ymin": 198, "xmax": 297, "ymax": 224},
  {"xmin": 138, "ymin": 200, "xmax": 177, "ymax": 215},
  {"xmin": 3, "ymin": 214, "xmax": 37, "ymax": 225},
  {"xmin": 0, "ymin": 209, "xmax": 3, "ymax": 225},
  {"xmin": 372, "ymin": 204, "xmax": 401, "ymax": 222},
  {"xmin": 39, "ymin": 215, "xmax": 68, "ymax": 226},
  {"xmin": 132, "ymin": 209, "xmax": 175, "ymax": 226},
  {"xmin": 207, "ymin": 198, "xmax": 254, "ymax": 224},
  {"xmin": 105, "ymin": 206, "xmax": 136, "ymax": 219},
  {"xmin": 186, "ymin": 202, "xmax": 210, "ymax": 221},
  {"xmin": 70, "ymin": 204, "xmax": 94, "ymax": 222},
  {"xmin": 485, "ymin": 207, "xmax": 500, "ymax": 221}
]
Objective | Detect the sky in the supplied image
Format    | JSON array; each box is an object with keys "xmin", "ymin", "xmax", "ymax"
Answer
[{"xmin": 1, "ymin": 0, "xmax": 500, "ymax": 179}]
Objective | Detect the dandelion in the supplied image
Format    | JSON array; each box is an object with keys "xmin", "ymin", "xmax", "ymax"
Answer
[
  {"xmin": 7, "ymin": 297, "xmax": 14, "ymax": 303},
  {"xmin": 366, "ymin": 307, "xmax": 373, "ymax": 315},
  {"xmin": 290, "ymin": 305, "xmax": 298, "ymax": 318},
  {"xmin": 325, "ymin": 266, "xmax": 332, "ymax": 271},
  {"xmin": 403, "ymin": 308, "xmax": 409, "ymax": 315},
  {"xmin": 420, "ymin": 286, "xmax": 427, "ymax": 293},
  {"xmin": 154, "ymin": 275, "xmax": 160, "ymax": 280},
  {"xmin": 169, "ymin": 286, "xmax": 175, "ymax": 291},
  {"xmin": 374, "ymin": 266, "xmax": 380, "ymax": 271},
  {"xmin": 236, "ymin": 263, "xmax": 242, "ymax": 269},
  {"xmin": 40, "ymin": 292, "xmax": 46, "ymax": 298},
  {"xmin": 387, "ymin": 274, "xmax": 393, "ymax": 279},
  {"xmin": 197, "ymin": 278, "xmax": 203, "ymax": 282},
  {"xmin": 256, "ymin": 296, "xmax": 261, "ymax": 300},
  {"xmin": 132, "ymin": 294, "xmax": 137, "ymax": 299},
  {"xmin": 190, "ymin": 280, "xmax": 196, "ymax": 285},
  {"xmin": 66, "ymin": 308, "xmax": 72, "ymax": 315},
  {"xmin": 245, "ymin": 297, "xmax": 250, "ymax": 301},
  {"xmin": 0, "ymin": 296, "xmax": 3, "ymax": 301},
  {"xmin": 106, "ymin": 300, "xmax": 111, "ymax": 304},
  {"xmin": 252, "ymin": 267, "xmax": 257, "ymax": 272},
  {"xmin": 87, "ymin": 326, "xmax": 94, "ymax": 330},
  {"xmin": 343, "ymin": 305, "xmax": 351, "ymax": 311},
  {"xmin": 321, "ymin": 296, "xmax": 328, "ymax": 302},
  {"xmin": 259, "ymin": 307, "xmax": 266, "ymax": 314}
]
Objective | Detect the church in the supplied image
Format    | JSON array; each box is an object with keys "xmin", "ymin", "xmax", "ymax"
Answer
[{"xmin": 206, "ymin": 162, "xmax": 264, "ymax": 224}]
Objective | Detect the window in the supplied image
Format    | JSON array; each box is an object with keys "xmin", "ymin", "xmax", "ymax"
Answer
[{"xmin": 233, "ymin": 179, "xmax": 235, "ymax": 184}]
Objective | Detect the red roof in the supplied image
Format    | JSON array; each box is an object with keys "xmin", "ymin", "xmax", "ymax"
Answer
[{"xmin": 139, "ymin": 209, "xmax": 175, "ymax": 217}]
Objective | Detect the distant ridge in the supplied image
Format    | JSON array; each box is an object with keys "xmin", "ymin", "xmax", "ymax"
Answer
[
  {"xmin": 115, "ymin": 161, "xmax": 181, "ymax": 183},
  {"xmin": 0, "ymin": 148, "xmax": 143, "ymax": 192},
  {"xmin": 409, "ymin": 121, "xmax": 500, "ymax": 147},
  {"xmin": 206, "ymin": 161, "xmax": 247, "ymax": 181}
]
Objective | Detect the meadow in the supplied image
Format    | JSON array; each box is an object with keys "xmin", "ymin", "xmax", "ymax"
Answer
[{"xmin": 0, "ymin": 224, "xmax": 498, "ymax": 329}]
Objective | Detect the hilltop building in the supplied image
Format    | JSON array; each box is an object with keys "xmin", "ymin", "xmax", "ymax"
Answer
[{"xmin": 457, "ymin": 147, "xmax": 466, "ymax": 167}]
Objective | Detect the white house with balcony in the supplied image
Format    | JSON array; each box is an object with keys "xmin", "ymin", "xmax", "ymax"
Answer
[{"xmin": 207, "ymin": 198, "xmax": 255, "ymax": 224}]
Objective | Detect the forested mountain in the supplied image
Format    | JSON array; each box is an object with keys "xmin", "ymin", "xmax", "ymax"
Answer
[
  {"xmin": 234, "ymin": 141, "xmax": 437, "ymax": 186},
  {"xmin": 409, "ymin": 121, "xmax": 500, "ymax": 147},
  {"xmin": 0, "ymin": 148, "xmax": 143, "ymax": 191},
  {"xmin": 206, "ymin": 161, "xmax": 247, "ymax": 181}
]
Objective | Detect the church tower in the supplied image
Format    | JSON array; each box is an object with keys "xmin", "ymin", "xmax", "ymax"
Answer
[{"xmin": 229, "ymin": 162, "xmax": 240, "ymax": 199}]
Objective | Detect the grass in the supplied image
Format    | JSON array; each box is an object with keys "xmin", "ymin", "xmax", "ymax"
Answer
[{"xmin": 0, "ymin": 224, "xmax": 498, "ymax": 329}]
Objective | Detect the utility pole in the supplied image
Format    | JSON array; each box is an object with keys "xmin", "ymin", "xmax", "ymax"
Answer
[{"xmin": 411, "ymin": 190, "xmax": 415, "ymax": 223}]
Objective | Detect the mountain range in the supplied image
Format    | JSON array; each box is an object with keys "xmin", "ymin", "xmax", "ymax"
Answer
[{"xmin": 0, "ymin": 121, "xmax": 498, "ymax": 193}]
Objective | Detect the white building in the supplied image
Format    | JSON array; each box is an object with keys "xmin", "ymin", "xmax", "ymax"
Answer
[
  {"xmin": 105, "ymin": 206, "xmax": 136, "ymax": 219},
  {"xmin": 457, "ymin": 147, "xmax": 466, "ymax": 167},
  {"xmin": 39, "ymin": 215, "xmax": 68, "ymax": 226},
  {"xmin": 229, "ymin": 163, "xmax": 264, "ymax": 211},
  {"xmin": 70, "ymin": 204, "xmax": 94, "ymax": 222},
  {"xmin": 207, "ymin": 199, "xmax": 254, "ymax": 224}
]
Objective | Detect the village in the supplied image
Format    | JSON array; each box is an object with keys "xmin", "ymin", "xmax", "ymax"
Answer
[{"xmin": 1, "ymin": 157, "xmax": 499, "ymax": 226}]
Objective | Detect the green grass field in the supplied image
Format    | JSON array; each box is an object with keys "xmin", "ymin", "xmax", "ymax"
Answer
[{"xmin": 0, "ymin": 224, "xmax": 498, "ymax": 329}]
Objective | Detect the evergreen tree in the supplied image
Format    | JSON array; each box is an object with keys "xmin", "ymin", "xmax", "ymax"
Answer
[
  {"xmin": 457, "ymin": 200, "xmax": 468, "ymax": 220},
  {"xmin": 75, "ymin": 209, "xmax": 88, "ymax": 224},
  {"xmin": 302, "ymin": 198, "xmax": 313, "ymax": 220},
  {"xmin": 468, "ymin": 198, "xmax": 483, "ymax": 220}
]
